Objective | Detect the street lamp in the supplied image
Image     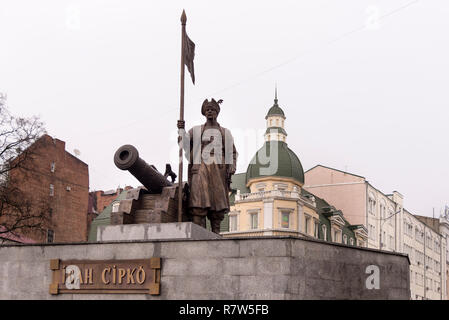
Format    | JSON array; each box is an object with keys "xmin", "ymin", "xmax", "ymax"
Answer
[{"xmin": 379, "ymin": 209, "xmax": 401, "ymax": 250}]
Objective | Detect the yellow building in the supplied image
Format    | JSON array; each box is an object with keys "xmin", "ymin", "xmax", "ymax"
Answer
[{"xmin": 221, "ymin": 92, "xmax": 368, "ymax": 247}]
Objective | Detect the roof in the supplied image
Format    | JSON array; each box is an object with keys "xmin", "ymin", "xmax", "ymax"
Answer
[
  {"xmin": 229, "ymin": 172, "xmax": 250, "ymax": 205},
  {"xmin": 0, "ymin": 226, "xmax": 37, "ymax": 244},
  {"xmin": 265, "ymin": 104, "xmax": 285, "ymax": 119},
  {"xmin": 305, "ymin": 164, "xmax": 366, "ymax": 180},
  {"xmin": 246, "ymin": 141, "xmax": 304, "ymax": 185},
  {"xmin": 265, "ymin": 92, "xmax": 285, "ymax": 119},
  {"xmin": 301, "ymin": 188, "xmax": 356, "ymax": 236},
  {"xmin": 265, "ymin": 127, "xmax": 287, "ymax": 136},
  {"xmin": 87, "ymin": 189, "xmax": 129, "ymax": 242}
]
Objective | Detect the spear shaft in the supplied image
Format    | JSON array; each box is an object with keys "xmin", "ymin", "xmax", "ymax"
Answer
[{"xmin": 177, "ymin": 10, "xmax": 187, "ymax": 223}]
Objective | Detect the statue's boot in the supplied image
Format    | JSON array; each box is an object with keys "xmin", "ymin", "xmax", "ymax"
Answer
[
  {"xmin": 192, "ymin": 215, "xmax": 206, "ymax": 228},
  {"xmin": 211, "ymin": 219, "xmax": 222, "ymax": 234}
]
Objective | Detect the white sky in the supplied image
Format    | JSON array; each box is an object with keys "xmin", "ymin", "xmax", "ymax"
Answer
[{"xmin": 1, "ymin": 0, "xmax": 448, "ymax": 217}]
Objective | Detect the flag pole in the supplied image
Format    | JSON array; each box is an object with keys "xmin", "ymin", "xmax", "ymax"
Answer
[{"xmin": 178, "ymin": 10, "xmax": 187, "ymax": 223}]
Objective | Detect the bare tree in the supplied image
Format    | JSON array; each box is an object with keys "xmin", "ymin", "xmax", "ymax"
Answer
[{"xmin": 0, "ymin": 94, "xmax": 50, "ymax": 242}]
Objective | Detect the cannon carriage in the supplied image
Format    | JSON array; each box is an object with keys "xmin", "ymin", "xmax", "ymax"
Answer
[{"xmin": 111, "ymin": 144, "xmax": 190, "ymax": 225}]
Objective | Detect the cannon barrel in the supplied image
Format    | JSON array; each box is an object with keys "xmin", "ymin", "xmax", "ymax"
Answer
[{"xmin": 114, "ymin": 144, "xmax": 172, "ymax": 194}]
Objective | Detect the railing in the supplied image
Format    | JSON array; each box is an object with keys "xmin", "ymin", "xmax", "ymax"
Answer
[
  {"xmin": 221, "ymin": 228, "xmax": 305, "ymax": 238},
  {"xmin": 235, "ymin": 189, "xmax": 301, "ymax": 201}
]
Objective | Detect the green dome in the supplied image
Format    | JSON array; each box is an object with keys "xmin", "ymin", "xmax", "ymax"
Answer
[
  {"xmin": 265, "ymin": 100, "xmax": 285, "ymax": 119},
  {"xmin": 246, "ymin": 141, "xmax": 304, "ymax": 185}
]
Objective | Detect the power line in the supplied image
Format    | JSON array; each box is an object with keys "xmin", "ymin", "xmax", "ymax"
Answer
[{"xmin": 79, "ymin": 1, "xmax": 421, "ymax": 138}]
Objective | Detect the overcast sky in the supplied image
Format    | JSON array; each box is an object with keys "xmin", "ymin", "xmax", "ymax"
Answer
[{"xmin": 1, "ymin": 0, "xmax": 448, "ymax": 217}]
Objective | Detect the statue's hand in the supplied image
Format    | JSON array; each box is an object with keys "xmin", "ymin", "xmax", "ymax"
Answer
[{"xmin": 177, "ymin": 120, "xmax": 185, "ymax": 129}]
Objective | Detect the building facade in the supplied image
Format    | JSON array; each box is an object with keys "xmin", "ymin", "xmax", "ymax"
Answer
[
  {"xmin": 5, "ymin": 134, "xmax": 89, "ymax": 243},
  {"xmin": 88, "ymin": 188, "xmax": 129, "ymax": 242},
  {"xmin": 222, "ymin": 94, "xmax": 368, "ymax": 247},
  {"xmin": 304, "ymin": 165, "xmax": 447, "ymax": 300}
]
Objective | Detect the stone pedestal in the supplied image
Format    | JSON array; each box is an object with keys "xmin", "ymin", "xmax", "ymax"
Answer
[{"xmin": 97, "ymin": 222, "xmax": 221, "ymax": 242}]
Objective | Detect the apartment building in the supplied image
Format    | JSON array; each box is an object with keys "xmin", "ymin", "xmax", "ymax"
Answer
[{"xmin": 304, "ymin": 165, "xmax": 447, "ymax": 300}]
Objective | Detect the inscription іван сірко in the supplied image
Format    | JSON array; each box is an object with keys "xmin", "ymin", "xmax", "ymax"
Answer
[{"xmin": 49, "ymin": 258, "xmax": 161, "ymax": 295}]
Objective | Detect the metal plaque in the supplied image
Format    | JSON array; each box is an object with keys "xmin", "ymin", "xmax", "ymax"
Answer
[{"xmin": 49, "ymin": 258, "xmax": 161, "ymax": 295}]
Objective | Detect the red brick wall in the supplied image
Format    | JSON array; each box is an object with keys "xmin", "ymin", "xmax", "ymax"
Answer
[
  {"xmin": 7, "ymin": 134, "xmax": 89, "ymax": 243},
  {"xmin": 95, "ymin": 191, "xmax": 120, "ymax": 213},
  {"xmin": 91, "ymin": 186, "xmax": 134, "ymax": 213}
]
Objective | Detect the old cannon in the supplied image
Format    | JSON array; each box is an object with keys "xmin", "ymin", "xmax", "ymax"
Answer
[
  {"xmin": 114, "ymin": 144, "xmax": 173, "ymax": 194},
  {"xmin": 112, "ymin": 144, "xmax": 189, "ymax": 225}
]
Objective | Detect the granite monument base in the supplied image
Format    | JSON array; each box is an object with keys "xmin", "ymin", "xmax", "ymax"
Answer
[{"xmin": 97, "ymin": 222, "xmax": 221, "ymax": 242}]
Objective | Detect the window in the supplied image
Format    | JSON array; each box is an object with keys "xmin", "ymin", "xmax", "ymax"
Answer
[
  {"xmin": 426, "ymin": 234, "xmax": 432, "ymax": 249},
  {"xmin": 47, "ymin": 230, "xmax": 54, "ymax": 243},
  {"xmin": 404, "ymin": 221, "xmax": 413, "ymax": 237},
  {"xmin": 304, "ymin": 216, "xmax": 311, "ymax": 234},
  {"xmin": 50, "ymin": 162, "xmax": 56, "ymax": 173},
  {"xmin": 350, "ymin": 238, "xmax": 354, "ymax": 246},
  {"xmin": 49, "ymin": 184, "xmax": 54, "ymax": 196},
  {"xmin": 388, "ymin": 208, "xmax": 394, "ymax": 226},
  {"xmin": 368, "ymin": 198, "xmax": 376, "ymax": 215},
  {"xmin": 333, "ymin": 229, "xmax": 340, "ymax": 243},
  {"xmin": 314, "ymin": 221, "xmax": 319, "ymax": 238},
  {"xmin": 380, "ymin": 203, "xmax": 385, "ymax": 219},
  {"xmin": 343, "ymin": 234, "xmax": 348, "ymax": 244},
  {"xmin": 389, "ymin": 235, "xmax": 394, "ymax": 250},
  {"xmin": 415, "ymin": 250, "xmax": 424, "ymax": 265},
  {"xmin": 274, "ymin": 183, "xmax": 288, "ymax": 191},
  {"xmin": 112, "ymin": 202, "xmax": 120, "ymax": 213},
  {"xmin": 368, "ymin": 224, "xmax": 376, "ymax": 241},
  {"xmin": 250, "ymin": 212, "xmax": 258, "ymax": 229},
  {"xmin": 435, "ymin": 240, "xmax": 440, "ymax": 252},
  {"xmin": 281, "ymin": 211, "xmax": 290, "ymax": 228},
  {"xmin": 415, "ymin": 228, "xmax": 424, "ymax": 243},
  {"xmin": 416, "ymin": 273, "xmax": 423, "ymax": 286},
  {"xmin": 322, "ymin": 224, "xmax": 328, "ymax": 241},
  {"xmin": 229, "ymin": 215, "xmax": 238, "ymax": 231}
]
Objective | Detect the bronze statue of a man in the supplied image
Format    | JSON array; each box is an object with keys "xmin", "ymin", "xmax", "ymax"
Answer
[{"xmin": 178, "ymin": 99, "xmax": 237, "ymax": 234}]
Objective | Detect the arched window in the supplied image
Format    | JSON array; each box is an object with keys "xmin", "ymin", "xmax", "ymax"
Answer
[
  {"xmin": 368, "ymin": 195, "xmax": 376, "ymax": 215},
  {"xmin": 343, "ymin": 234, "xmax": 348, "ymax": 244},
  {"xmin": 350, "ymin": 238, "xmax": 354, "ymax": 246}
]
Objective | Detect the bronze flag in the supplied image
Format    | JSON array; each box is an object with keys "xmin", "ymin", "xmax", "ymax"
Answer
[{"xmin": 183, "ymin": 31, "xmax": 195, "ymax": 84}]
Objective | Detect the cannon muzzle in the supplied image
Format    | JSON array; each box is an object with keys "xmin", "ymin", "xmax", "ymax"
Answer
[{"xmin": 114, "ymin": 144, "xmax": 173, "ymax": 194}]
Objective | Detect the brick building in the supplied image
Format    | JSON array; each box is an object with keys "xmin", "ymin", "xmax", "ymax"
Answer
[
  {"xmin": 90, "ymin": 187, "xmax": 133, "ymax": 214},
  {"xmin": 5, "ymin": 134, "xmax": 89, "ymax": 243},
  {"xmin": 87, "ymin": 186, "xmax": 133, "ymax": 234}
]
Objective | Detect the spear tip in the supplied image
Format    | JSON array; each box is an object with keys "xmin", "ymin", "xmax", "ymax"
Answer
[{"xmin": 181, "ymin": 9, "xmax": 187, "ymax": 24}]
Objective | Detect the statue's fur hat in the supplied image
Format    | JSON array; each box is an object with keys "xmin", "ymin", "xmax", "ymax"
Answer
[{"xmin": 201, "ymin": 98, "xmax": 223, "ymax": 116}]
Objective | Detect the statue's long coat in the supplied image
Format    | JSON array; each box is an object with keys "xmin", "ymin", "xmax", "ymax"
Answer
[{"xmin": 185, "ymin": 124, "xmax": 237, "ymax": 213}]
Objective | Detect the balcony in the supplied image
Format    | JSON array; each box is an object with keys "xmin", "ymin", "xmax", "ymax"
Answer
[{"xmin": 235, "ymin": 189, "xmax": 305, "ymax": 202}]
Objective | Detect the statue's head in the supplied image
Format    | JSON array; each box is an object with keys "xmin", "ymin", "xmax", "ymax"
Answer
[{"xmin": 201, "ymin": 99, "xmax": 223, "ymax": 120}]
